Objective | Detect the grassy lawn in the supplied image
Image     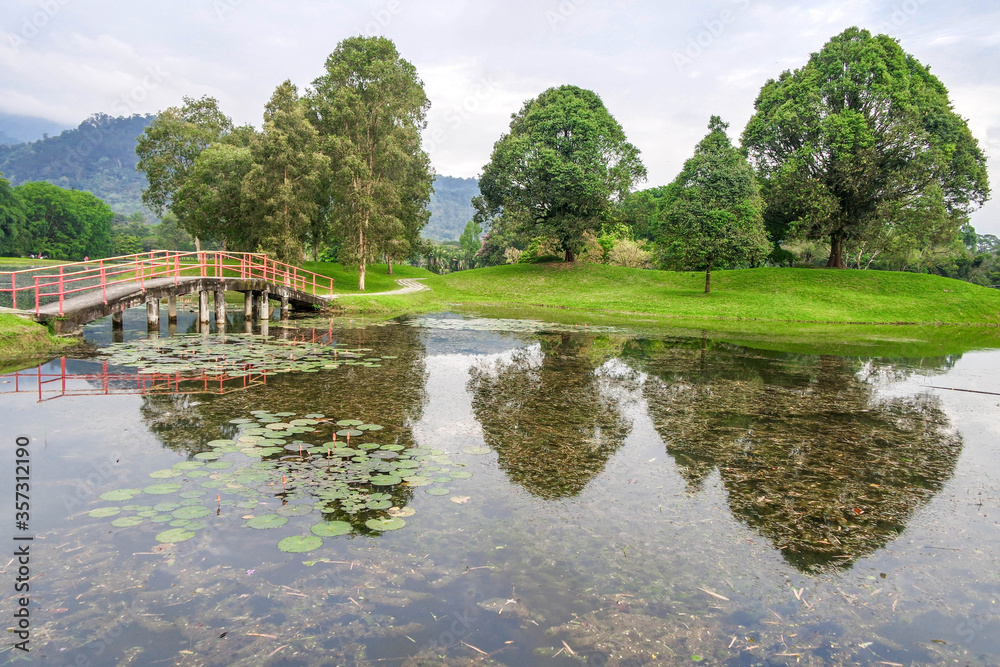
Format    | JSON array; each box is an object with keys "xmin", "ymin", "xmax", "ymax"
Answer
[
  {"xmin": 303, "ymin": 262, "xmax": 435, "ymax": 293},
  {"xmin": 330, "ymin": 262, "xmax": 1000, "ymax": 326}
]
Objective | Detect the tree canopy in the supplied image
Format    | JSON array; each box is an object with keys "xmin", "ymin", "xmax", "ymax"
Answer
[
  {"xmin": 475, "ymin": 85, "xmax": 646, "ymax": 262},
  {"xmin": 742, "ymin": 27, "xmax": 990, "ymax": 268},
  {"xmin": 659, "ymin": 116, "xmax": 771, "ymax": 292},
  {"xmin": 307, "ymin": 36, "xmax": 433, "ymax": 290},
  {"xmin": 135, "ymin": 96, "xmax": 234, "ymax": 248},
  {"xmin": 15, "ymin": 181, "xmax": 114, "ymax": 260}
]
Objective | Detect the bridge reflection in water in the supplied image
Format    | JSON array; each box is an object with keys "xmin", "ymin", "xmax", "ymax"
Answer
[{"xmin": 1, "ymin": 357, "xmax": 269, "ymax": 402}]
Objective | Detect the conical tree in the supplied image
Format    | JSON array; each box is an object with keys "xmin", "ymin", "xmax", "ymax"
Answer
[{"xmin": 659, "ymin": 116, "xmax": 771, "ymax": 293}]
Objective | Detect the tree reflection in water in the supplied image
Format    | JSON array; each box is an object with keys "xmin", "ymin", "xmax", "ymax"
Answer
[
  {"xmin": 629, "ymin": 339, "xmax": 962, "ymax": 571},
  {"xmin": 468, "ymin": 333, "xmax": 633, "ymax": 499}
]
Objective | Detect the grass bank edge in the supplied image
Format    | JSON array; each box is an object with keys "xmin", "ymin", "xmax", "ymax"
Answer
[{"xmin": 0, "ymin": 314, "xmax": 74, "ymax": 370}]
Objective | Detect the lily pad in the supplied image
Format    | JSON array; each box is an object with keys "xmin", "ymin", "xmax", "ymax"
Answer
[
  {"xmin": 155, "ymin": 528, "xmax": 196, "ymax": 543},
  {"xmin": 462, "ymin": 446, "xmax": 491, "ymax": 455},
  {"xmin": 425, "ymin": 487, "xmax": 451, "ymax": 496},
  {"xmin": 277, "ymin": 535, "xmax": 323, "ymax": 553},
  {"xmin": 357, "ymin": 424, "xmax": 383, "ymax": 431},
  {"xmin": 88, "ymin": 507, "xmax": 121, "ymax": 518},
  {"xmin": 172, "ymin": 506, "xmax": 211, "ymax": 519},
  {"xmin": 310, "ymin": 521, "xmax": 353, "ymax": 537},
  {"xmin": 245, "ymin": 514, "xmax": 288, "ymax": 529},
  {"xmin": 369, "ymin": 474, "xmax": 402, "ymax": 486},
  {"xmin": 336, "ymin": 419, "xmax": 364, "ymax": 426},
  {"xmin": 365, "ymin": 517, "xmax": 406, "ymax": 531},
  {"xmin": 144, "ymin": 483, "xmax": 183, "ymax": 495},
  {"xmin": 111, "ymin": 516, "xmax": 145, "ymax": 527},
  {"xmin": 149, "ymin": 469, "xmax": 183, "ymax": 479}
]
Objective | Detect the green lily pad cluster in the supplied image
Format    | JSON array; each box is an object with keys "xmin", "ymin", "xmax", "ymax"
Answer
[
  {"xmin": 97, "ymin": 334, "xmax": 395, "ymax": 377},
  {"xmin": 87, "ymin": 410, "xmax": 485, "ymax": 553}
]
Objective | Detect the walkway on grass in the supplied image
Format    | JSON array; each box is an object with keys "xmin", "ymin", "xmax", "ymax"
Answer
[{"xmin": 327, "ymin": 278, "xmax": 429, "ymax": 298}]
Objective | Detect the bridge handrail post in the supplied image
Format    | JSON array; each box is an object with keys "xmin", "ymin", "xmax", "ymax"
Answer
[
  {"xmin": 174, "ymin": 254, "xmax": 179, "ymax": 285},
  {"xmin": 34, "ymin": 277, "xmax": 39, "ymax": 315},
  {"xmin": 58, "ymin": 266, "xmax": 64, "ymax": 315},
  {"xmin": 11, "ymin": 273, "xmax": 16, "ymax": 310},
  {"xmin": 101, "ymin": 263, "xmax": 107, "ymax": 304}
]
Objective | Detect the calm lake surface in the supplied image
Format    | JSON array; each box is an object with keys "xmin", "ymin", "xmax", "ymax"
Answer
[{"xmin": 2, "ymin": 310, "xmax": 999, "ymax": 666}]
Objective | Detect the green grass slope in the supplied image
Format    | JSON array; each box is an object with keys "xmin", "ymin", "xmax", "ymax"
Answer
[
  {"xmin": 418, "ymin": 264, "xmax": 1000, "ymax": 326},
  {"xmin": 303, "ymin": 262, "xmax": 435, "ymax": 294},
  {"xmin": 0, "ymin": 313, "xmax": 71, "ymax": 369}
]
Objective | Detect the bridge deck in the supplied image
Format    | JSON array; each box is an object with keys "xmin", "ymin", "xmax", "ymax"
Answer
[{"xmin": 35, "ymin": 276, "xmax": 331, "ymax": 330}]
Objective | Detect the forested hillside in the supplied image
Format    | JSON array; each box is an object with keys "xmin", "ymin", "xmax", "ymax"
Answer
[
  {"xmin": 425, "ymin": 175, "xmax": 478, "ymax": 241},
  {"xmin": 0, "ymin": 114, "xmax": 154, "ymax": 215}
]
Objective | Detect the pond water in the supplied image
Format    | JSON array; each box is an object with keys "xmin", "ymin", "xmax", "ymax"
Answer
[{"xmin": 2, "ymin": 311, "xmax": 999, "ymax": 666}]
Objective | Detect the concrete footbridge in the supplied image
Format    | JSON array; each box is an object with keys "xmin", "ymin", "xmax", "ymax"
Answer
[{"xmin": 0, "ymin": 251, "xmax": 336, "ymax": 333}]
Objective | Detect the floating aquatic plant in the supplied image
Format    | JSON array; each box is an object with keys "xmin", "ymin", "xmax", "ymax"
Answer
[{"xmin": 88, "ymin": 411, "xmax": 488, "ymax": 551}]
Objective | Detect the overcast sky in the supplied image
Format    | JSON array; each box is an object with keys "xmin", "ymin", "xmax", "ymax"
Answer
[{"xmin": 2, "ymin": 0, "xmax": 999, "ymax": 233}]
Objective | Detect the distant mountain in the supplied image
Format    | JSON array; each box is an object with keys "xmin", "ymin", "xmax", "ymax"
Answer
[
  {"xmin": 425, "ymin": 175, "xmax": 479, "ymax": 241},
  {"xmin": 0, "ymin": 113, "xmax": 154, "ymax": 216},
  {"xmin": 0, "ymin": 112, "xmax": 71, "ymax": 145}
]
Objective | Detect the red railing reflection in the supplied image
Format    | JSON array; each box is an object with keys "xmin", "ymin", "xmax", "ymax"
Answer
[{"xmin": 1, "ymin": 358, "xmax": 268, "ymax": 403}]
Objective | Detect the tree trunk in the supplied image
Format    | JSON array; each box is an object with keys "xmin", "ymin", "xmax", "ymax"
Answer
[
  {"xmin": 313, "ymin": 239, "xmax": 320, "ymax": 262},
  {"xmin": 826, "ymin": 232, "xmax": 847, "ymax": 268},
  {"xmin": 195, "ymin": 236, "xmax": 201, "ymax": 252},
  {"xmin": 565, "ymin": 248, "xmax": 575, "ymax": 262},
  {"xmin": 705, "ymin": 262, "xmax": 712, "ymax": 294},
  {"xmin": 358, "ymin": 214, "xmax": 367, "ymax": 291},
  {"xmin": 387, "ymin": 256, "xmax": 393, "ymax": 275}
]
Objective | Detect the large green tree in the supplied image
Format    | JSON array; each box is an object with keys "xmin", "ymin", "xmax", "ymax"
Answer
[
  {"xmin": 0, "ymin": 173, "xmax": 26, "ymax": 256},
  {"xmin": 135, "ymin": 96, "xmax": 234, "ymax": 249},
  {"xmin": 243, "ymin": 81, "xmax": 330, "ymax": 263},
  {"xmin": 307, "ymin": 36, "xmax": 433, "ymax": 290},
  {"xmin": 475, "ymin": 85, "xmax": 646, "ymax": 262},
  {"xmin": 742, "ymin": 27, "xmax": 990, "ymax": 268},
  {"xmin": 16, "ymin": 181, "xmax": 114, "ymax": 260},
  {"xmin": 660, "ymin": 116, "xmax": 771, "ymax": 293}
]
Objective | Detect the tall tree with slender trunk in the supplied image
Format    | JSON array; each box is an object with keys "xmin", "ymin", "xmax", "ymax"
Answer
[{"xmin": 307, "ymin": 36, "xmax": 432, "ymax": 290}]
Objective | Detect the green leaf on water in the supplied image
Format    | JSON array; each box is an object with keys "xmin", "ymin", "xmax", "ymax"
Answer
[
  {"xmin": 88, "ymin": 507, "xmax": 121, "ymax": 518},
  {"xmin": 462, "ymin": 446, "xmax": 491, "ymax": 455},
  {"xmin": 358, "ymin": 424, "xmax": 383, "ymax": 431},
  {"xmin": 111, "ymin": 516, "xmax": 145, "ymax": 527},
  {"xmin": 369, "ymin": 475, "xmax": 402, "ymax": 486},
  {"xmin": 336, "ymin": 429, "xmax": 363, "ymax": 437},
  {"xmin": 366, "ymin": 517, "xmax": 406, "ymax": 531},
  {"xmin": 155, "ymin": 528, "xmax": 196, "ymax": 543},
  {"xmin": 149, "ymin": 469, "xmax": 183, "ymax": 479},
  {"xmin": 245, "ymin": 514, "xmax": 288, "ymax": 529},
  {"xmin": 144, "ymin": 483, "xmax": 183, "ymax": 495},
  {"xmin": 277, "ymin": 535, "xmax": 323, "ymax": 553},
  {"xmin": 425, "ymin": 487, "xmax": 450, "ymax": 496},
  {"xmin": 311, "ymin": 521, "xmax": 352, "ymax": 537},
  {"xmin": 172, "ymin": 506, "xmax": 211, "ymax": 519}
]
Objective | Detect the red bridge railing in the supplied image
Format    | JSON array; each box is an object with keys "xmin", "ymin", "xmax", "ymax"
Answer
[
  {"xmin": 0, "ymin": 358, "xmax": 268, "ymax": 403},
  {"xmin": 0, "ymin": 251, "xmax": 335, "ymax": 316}
]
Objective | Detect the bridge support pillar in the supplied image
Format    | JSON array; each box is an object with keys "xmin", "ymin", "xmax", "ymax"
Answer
[
  {"xmin": 281, "ymin": 294, "xmax": 290, "ymax": 320},
  {"xmin": 199, "ymin": 290, "xmax": 210, "ymax": 326},
  {"xmin": 214, "ymin": 290, "xmax": 226, "ymax": 329},
  {"xmin": 111, "ymin": 310, "xmax": 123, "ymax": 330},
  {"xmin": 258, "ymin": 289, "xmax": 270, "ymax": 321},
  {"xmin": 244, "ymin": 291, "xmax": 253, "ymax": 321},
  {"xmin": 146, "ymin": 298, "xmax": 160, "ymax": 330},
  {"xmin": 167, "ymin": 295, "xmax": 177, "ymax": 323}
]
